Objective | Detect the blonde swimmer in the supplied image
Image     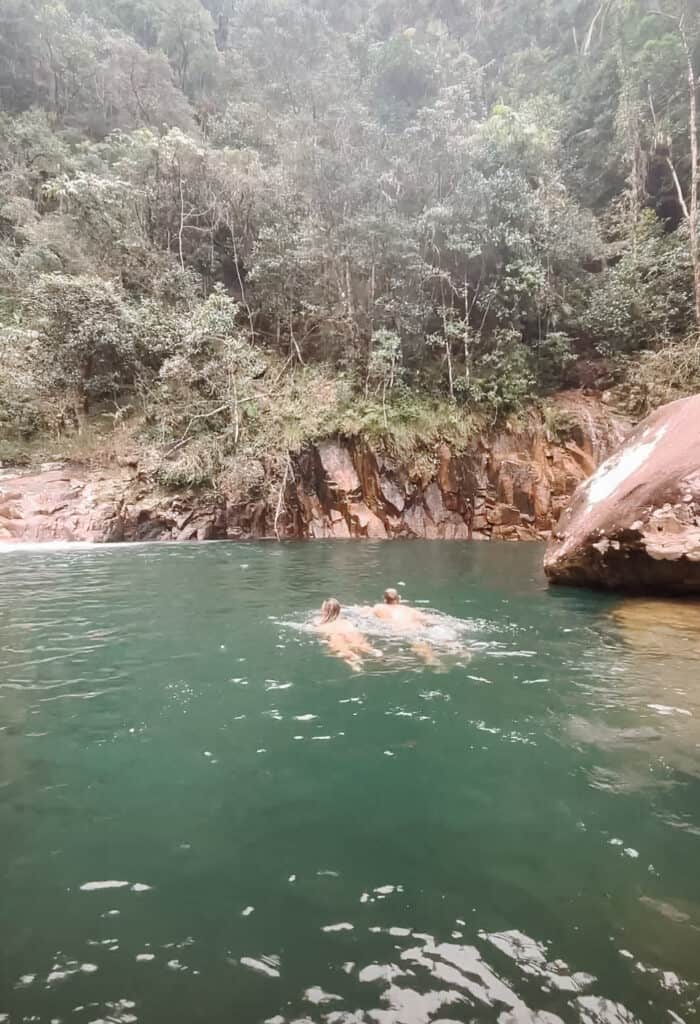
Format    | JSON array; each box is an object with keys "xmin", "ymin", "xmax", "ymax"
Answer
[{"xmin": 315, "ymin": 598, "xmax": 382, "ymax": 672}]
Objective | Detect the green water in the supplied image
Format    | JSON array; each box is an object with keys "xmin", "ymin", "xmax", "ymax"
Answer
[{"xmin": 1, "ymin": 541, "xmax": 699, "ymax": 1024}]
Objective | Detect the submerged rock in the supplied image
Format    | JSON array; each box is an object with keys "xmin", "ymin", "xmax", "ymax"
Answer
[{"xmin": 545, "ymin": 394, "xmax": 700, "ymax": 592}]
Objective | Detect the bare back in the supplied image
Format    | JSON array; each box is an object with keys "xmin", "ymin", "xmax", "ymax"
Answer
[{"xmin": 372, "ymin": 603, "xmax": 426, "ymax": 630}]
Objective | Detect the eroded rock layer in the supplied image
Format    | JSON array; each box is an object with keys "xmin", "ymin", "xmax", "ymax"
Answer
[{"xmin": 0, "ymin": 393, "xmax": 627, "ymax": 544}]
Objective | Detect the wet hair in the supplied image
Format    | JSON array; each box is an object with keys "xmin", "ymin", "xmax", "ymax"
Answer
[
  {"xmin": 320, "ymin": 598, "xmax": 341, "ymax": 623},
  {"xmin": 383, "ymin": 588, "xmax": 400, "ymax": 604}
]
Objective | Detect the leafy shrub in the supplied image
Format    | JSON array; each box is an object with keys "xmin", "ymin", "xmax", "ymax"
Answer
[
  {"xmin": 617, "ymin": 338, "xmax": 700, "ymax": 416},
  {"xmin": 467, "ymin": 330, "xmax": 537, "ymax": 415},
  {"xmin": 583, "ymin": 212, "xmax": 693, "ymax": 354}
]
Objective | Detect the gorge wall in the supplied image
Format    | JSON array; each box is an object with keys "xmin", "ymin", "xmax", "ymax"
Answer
[{"xmin": 0, "ymin": 393, "xmax": 628, "ymax": 544}]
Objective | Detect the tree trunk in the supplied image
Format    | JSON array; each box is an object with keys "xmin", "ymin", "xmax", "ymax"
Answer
[
  {"xmin": 445, "ymin": 337, "xmax": 454, "ymax": 399},
  {"xmin": 463, "ymin": 277, "xmax": 470, "ymax": 385},
  {"xmin": 684, "ymin": 30, "xmax": 700, "ymax": 334},
  {"xmin": 177, "ymin": 162, "xmax": 185, "ymax": 272},
  {"xmin": 652, "ymin": 10, "xmax": 699, "ymax": 336}
]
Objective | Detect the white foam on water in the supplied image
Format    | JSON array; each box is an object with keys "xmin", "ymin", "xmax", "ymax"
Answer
[
  {"xmin": 322, "ymin": 922, "xmax": 354, "ymax": 933},
  {"xmin": 80, "ymin": 881, "xmax": 129, "ymax": 891},
  {"xmin": 304, "ymin": 986, "xmax": 342, "ymax": 1004},
  {"xmin": 358, "ymin": 963, "xmax": 406, "ymax": 984},
  {"xmin": 576, "ymin": 995, "xmax": 643, "ymax": 1023},
  {"xmin": 240, "ymin": 956, "xmax": 281, "ymax": 978},
  {"xmin": 648, "ymin": 704, "xmax": 691, "ymax": 717},
  {"xmin": 47, "ymin": 968, "xmax": 76, "ymax": 984}
]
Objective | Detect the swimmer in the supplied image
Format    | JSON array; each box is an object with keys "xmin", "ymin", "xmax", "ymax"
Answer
[
  {"xmin": 372, "ymin": 588, "xmax": 428, "ymax": 629},
  {"xmin": 371, "ymin": 589, "xmax": 441, "ymax": 668},
  {"xmin": 315, "ymin": 598, "xmax": 381, "ymax": 672}
]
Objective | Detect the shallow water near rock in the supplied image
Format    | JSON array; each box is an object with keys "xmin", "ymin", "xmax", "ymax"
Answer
[{"xmin": 1, "ymin": 541, "xmax": 699, "ymax": 1024}]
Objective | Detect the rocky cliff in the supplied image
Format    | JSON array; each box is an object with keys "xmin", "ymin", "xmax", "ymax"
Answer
[
  {"xmin": 545, "ymin": 394, "xmax": 700, "ymax": 592},
  {"xmin": 0, "ymin": 393, "xmax": 628, "ymax": 544}
]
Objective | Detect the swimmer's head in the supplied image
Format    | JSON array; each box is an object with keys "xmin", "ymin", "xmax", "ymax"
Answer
[
  {"xmin": 320, "ymin": 598, "xmax": 341, "ymax": 623},
  {"xmin": 383, "ymin": 588, "xmax": 400, "ymax": 605}
]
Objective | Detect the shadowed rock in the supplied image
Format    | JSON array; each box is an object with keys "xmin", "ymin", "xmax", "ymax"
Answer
[{"xmin": 545, "ymin": 395, "xmax": 700, "ymax": 592}]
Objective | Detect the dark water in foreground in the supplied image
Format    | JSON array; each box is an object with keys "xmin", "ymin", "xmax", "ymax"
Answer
[{"xmin": 1, "ymin": 541, "xmax": 699, "ymax": 1024}]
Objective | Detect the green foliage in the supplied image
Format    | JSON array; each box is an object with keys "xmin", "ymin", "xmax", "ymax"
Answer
[
  {"xmin": 617, "ymin": 339, "xmax": 700, "ymax": 417},
  {"xmin": 1, "ymin": 274, "xmax": 148, "ymax": 432},
  {"xmin": 584, "ymin": 210, "xmax": 693, "ymax": 353},
  {"xmin": 541, "ymin": 402, "xmax": 578, "ymax": 444},
  {"xmin": 367, "ymin": 329, "xmax": 403, "ymax": 396},
  {"xmin": 332, "ymin": 395, "xmax": 480, "ymax": 459},
  {"xmin": 532, "ymin": 332, "xmax": 576, "ymax": 391},
  {"xmin": 0, "ymin": 0, "xmax": 698, "ymax": 491},
  {"xmin": 467, "ymin": 331, "xmax": 538, "ymax": 416}
]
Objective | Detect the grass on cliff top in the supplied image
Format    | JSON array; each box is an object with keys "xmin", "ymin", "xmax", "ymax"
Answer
[
  {"xmin": 332, "ymin": 395, "xmax": 483, "ymax": 457},
  {"xmin": 152, "ymin": 390, "xmax": 485, "ymax": 491}
]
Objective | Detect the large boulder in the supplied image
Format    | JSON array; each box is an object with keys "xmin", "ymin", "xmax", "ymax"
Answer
[{"xmin": 544, "ymin": 395, "xmax": 700, "ymax": 592}]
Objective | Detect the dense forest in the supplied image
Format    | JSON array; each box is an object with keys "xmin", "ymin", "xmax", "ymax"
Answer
[{"xmin": 0, "ymin": 0, "xmax": 699, "ymax": 493}]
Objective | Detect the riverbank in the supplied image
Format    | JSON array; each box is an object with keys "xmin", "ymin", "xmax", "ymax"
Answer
[{"xmin": 0, "ymin": 392, "xmax": 628, "ymax": 543}]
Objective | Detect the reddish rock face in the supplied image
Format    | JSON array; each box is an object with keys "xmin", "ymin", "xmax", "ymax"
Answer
[
  {"xmin": 0, "ymin": 393, "xmax": 627, "ymax": 544},
  {"xmin": 316, "ymin": 441, "xmax": 361, "ymax": 496},
  {"xmin": 0, "ymin": 466, "xmax": 227, "ymax": 544},
  {"xmin": 545, "ymin": 395, "xmax": 700, "ymax": 592}
]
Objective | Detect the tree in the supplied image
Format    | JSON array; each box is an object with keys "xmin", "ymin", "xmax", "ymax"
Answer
[
  {"xmin": 653, "ymin": 6, "xmax": 700, "ymax": 333},
  {"xmin": 14, "ymin": 274, "xmax": 142, "ymax": 425},
  {"xmin": 1, "ymin": 0, "xmax": 700, "ymax": 471}
]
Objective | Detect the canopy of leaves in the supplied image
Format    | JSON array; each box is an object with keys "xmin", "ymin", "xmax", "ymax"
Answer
[{"xmin": 0, "ymin": 0, "xmax": 698, "ymax": 479}]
